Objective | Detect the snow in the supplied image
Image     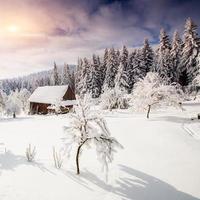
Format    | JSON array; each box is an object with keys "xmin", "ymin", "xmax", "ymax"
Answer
[
  {"xmin": 183, "ymin": 123, "xmax": 200, "ymax": 139},
  {"xmin": 0, "ymin": 104, "xmax": 200, "ymax": 199},
  {"xmin": 61, "ymin": 100, "xmax": 77, "ymax": 106},
  {"xmin": 47, "ymin": 100, "xmax": 77, "ymax": 109},
  {"xmin": 28, "ymin": 85, "xmax": 69, "ymax": 104}
]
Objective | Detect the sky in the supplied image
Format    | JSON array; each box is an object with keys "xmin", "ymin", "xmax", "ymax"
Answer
[{"xmin": 0, "ymin": 0, "xmax": 200, "ymax": 79}]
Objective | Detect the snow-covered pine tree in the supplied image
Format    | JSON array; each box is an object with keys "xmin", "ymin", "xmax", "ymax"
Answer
[
  {"xmin": 131, "ymin": 49, "xmax": 145, "ymax": 83},
  {"xmin": 104, "ymin": 48, "xmax": 118, "ymax": 89},
  {"xmin": 62, "ymin": 63, "xmax": 71, "ymax": 86},
  {"xmin": 171, "ymin": 31, "xmax": 183, "ymax": 83},
  {"xmin": 53, "ymin": 62, "xmax": 60, "ymax": 85},
  {"xmin": 70, "ymin": 71, "xmax": 75, "ymax": 92},
  {"xmin": 82, "ymin": 58, "xmax": 92, "ymax": 95},
  {"xmin": 97, "ymin": 55, "xmax": 104, "ymax": 94},
  {"xmin": 156, "ymin": 29, "xmax": 172, "ymax": 82},
  {"xmin": 99, "ymin": 48, "xmax": 108, "ymax": 93},
  {"xmin": 90, "ymin": 54, "xmax": 102, "ymax": 98},
  {"xmin": 116, "ymin": 46, "xmax": 129, "ymax": 92},
  {"xmin": 181, "ymin": 18, "xmax": 200, "ymax": 85},
  {"xmin": 126, "ymin": 50, "xmax": 137, "ymax": 92},
  {"xmin": 140, "ymin": 38, "xmax": 154, "ymax": 74},
  {"xmin": 116, "ymin": 49, "xmax": 121, "ymax": 69},
  {"xmin": 75, "ymin": 58, "xmax": 83, "ymax": 94}
]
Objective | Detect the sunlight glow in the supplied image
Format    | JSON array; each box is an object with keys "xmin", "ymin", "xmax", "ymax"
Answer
[{"xmin": 7, "ymin": 25, "xmax": 20, "ymax": 33}]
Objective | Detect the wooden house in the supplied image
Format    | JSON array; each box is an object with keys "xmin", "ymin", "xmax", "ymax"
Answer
[{"xmin": 29, "ymin": 85, "xmax": 76, "ymax": 114}]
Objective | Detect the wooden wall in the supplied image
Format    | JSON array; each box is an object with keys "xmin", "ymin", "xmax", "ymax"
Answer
[{"xmin": 63, "ymin": 87, "xmax": 76, "ymax": 100}]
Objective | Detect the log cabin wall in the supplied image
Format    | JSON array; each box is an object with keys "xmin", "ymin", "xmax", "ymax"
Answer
[{"xmin": 30, "ymin": 102, "xmax": 50, "ymax": 114}]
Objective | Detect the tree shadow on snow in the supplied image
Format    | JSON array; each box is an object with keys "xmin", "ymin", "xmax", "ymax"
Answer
[
  {"xmin": 0, "ymin": 150, "xmax": 54, "ymax": 174},
  {"xmin": 68, "ymin": 165, "xmax": 200, "ymax": 200},
  {"xmin": 60, "ymin": 169, "xmax": 94, "ymax": 191},
  {"xmin": 0, "ymin": 116, "xmax": 33, "ymax": 123},
  {"xmin": 116, "ymin": 165, "xmax": 200, "ymax": 200},
  {"xmin": 149, "ymin": 115, "xmax": 197, "ymax": 124}
]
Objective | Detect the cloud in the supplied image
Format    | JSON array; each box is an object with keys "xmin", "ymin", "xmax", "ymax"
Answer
[{"xmin": 0, "ymin": 0, "xmax": 200, "ymax": 78}]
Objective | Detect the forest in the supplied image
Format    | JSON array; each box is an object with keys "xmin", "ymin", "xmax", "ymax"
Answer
[{"xmin": 0, "ymin": 17, "xmax": 200, "ymax": 116}]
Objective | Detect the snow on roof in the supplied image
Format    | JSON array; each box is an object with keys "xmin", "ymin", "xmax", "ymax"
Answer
[{"xmin": 29, "ymin": 85, "xmax": 69, "ymax": 104}]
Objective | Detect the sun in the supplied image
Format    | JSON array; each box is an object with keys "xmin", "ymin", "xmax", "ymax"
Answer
[{"xmin": 7, "ymin": 25, "xmax": 20, "ymax": 33}]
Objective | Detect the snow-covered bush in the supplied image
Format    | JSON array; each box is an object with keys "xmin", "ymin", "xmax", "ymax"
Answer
[
  {"xmin": 192, "ymin": 75, "xmax": 200, "ymax": 86},
  {"xmin": 5, "ymin": 90, "xmax": 22, "ymax": 118},
  {"xmin": 190, "ymin": 74, "xmax": 200, "ymax": 100},
  {"xmin": 53, "ymin": 147, "xmax": 63, "ymax": 169},
  {"xmin": 132, "ymin": 72, "xmax": 184, "ymax": 118},
  {"xmin": 4, "ymin": 89, "xmax": 31, "ymax": 117},
  {"xmin": 26, "ymin": 144, "xmax": 36, "ymax": 162},
  {"xmin": 64, "ymin": 96, "xmax": 123, "ymax": 174},
  {"xmin": 100, "ymin": 86, "xmax": 128, "ymax": 110},
  {"xmin": 18, "ymin": 88, "xmax": 31, "ymax": 113},
  {"xmin": 0, "ymin": 90, "xmax": 5, "ymax": 114}
]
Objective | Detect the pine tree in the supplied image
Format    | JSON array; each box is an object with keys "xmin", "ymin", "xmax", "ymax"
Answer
[
  {"xmin": 70, "ymin": 71, "xmax": 75, "ymax": 92},
  {"xmin": 181, "ymin": 18, "xmax": 200, "ymax": 85},
  {"xmin": 116, "ymin": 49, "xmax": 121, "ymax": 69},
  {"xmin": 171, "ymin": 31, "xmax": 183, "ymax": 83},
  {"xmin": 75, "ymin": 58, "xmax": 90, "ymax": 96},
  {"xmin": 116, "ymin": 46, "xmax": 129, "ymax": 92},
  {"xmin": 156, "ymin": 29, "xmax": 172, "ymax": 82},
  {"xmin": 83, "ymin": 58, "xmax": 92, "ymax": 95},
  {"xmin": 53, "ymin": 62, "xmax": 60, "ymax": 85},
  {"xmin": 91, "ymin": 54, "xmax": 102, "ymax": 98},
  {"xmin": 97, "ymin": 55, "xmax": 104, "ymax": 94},
  {"xmin": 104, "ymin": 48, "xmax": 118, "ymax": 89},
  {"xmin": 132, "ymin": 49, "xmax": 145, "ymax": 83},
  {"xmin": 140, "ymin": 38, "xmax": 154, "ymax": 74},
  {"xmin": 75, "ymin": 58, "xmax": 83, "ymax": 94},
  {"xmin": 100, "ymin": 49, "xmax": 108, "ymax": 92},
  {"xmin": 62, "ymin": 63, "xmax": 71, "ymax": 86},
  {"xmin": 127, "ymin": 50, "xmax": 137, "ymax": 92}
]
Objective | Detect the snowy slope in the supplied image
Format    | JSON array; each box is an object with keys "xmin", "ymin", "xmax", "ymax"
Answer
[{"xmin": 0, "ymin": 105, "xmax": 200, "ymax": 200}]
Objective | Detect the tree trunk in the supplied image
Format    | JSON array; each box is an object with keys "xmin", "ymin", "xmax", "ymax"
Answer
[
  {"xmin": 13, "ymin": 112, "xmax": 16, "ymax": 118},
  {"xmin": 76, "ymin": 145, "xmax": 82, "ymax": 175},
  {"xmin": 75, "ymin": 138, "xmax": 89, "ymax": 175},
  {"xmin": 194, "ymin": 90, "xmax": 198, "ymax": 100},
  {"xmin": 147, "ymin": 105, "xmax": 151, "ymax": 119}
]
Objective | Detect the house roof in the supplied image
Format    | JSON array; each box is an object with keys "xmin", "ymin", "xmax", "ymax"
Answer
[{"xmin": 29, "ymin": 85, "xmax": 69, "ymax": 104}]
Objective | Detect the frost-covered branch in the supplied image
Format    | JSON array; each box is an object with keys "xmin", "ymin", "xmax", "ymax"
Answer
[
  {"xmin": 26, "ymin": 144, "xmax": 36, "ymax": 162},
  {"xmin": 63, "ymin": 95, "xmax": 123, "ymax": 175},
  {"xmin": 53, "ymin": 147, "xmax": 64, "ymax": 169},
  {"xmin": 100, "ymin": 86, "xmax": 128, "ymax": 110},
  {"xmin": 131, "ymin": 72, "xmax": 184, "ymax": 118}
]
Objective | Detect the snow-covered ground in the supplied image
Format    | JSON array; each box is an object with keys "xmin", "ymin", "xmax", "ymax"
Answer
[{"xmin": 0, "ymin": 104, "xmax": 200, "ymax": 200}]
